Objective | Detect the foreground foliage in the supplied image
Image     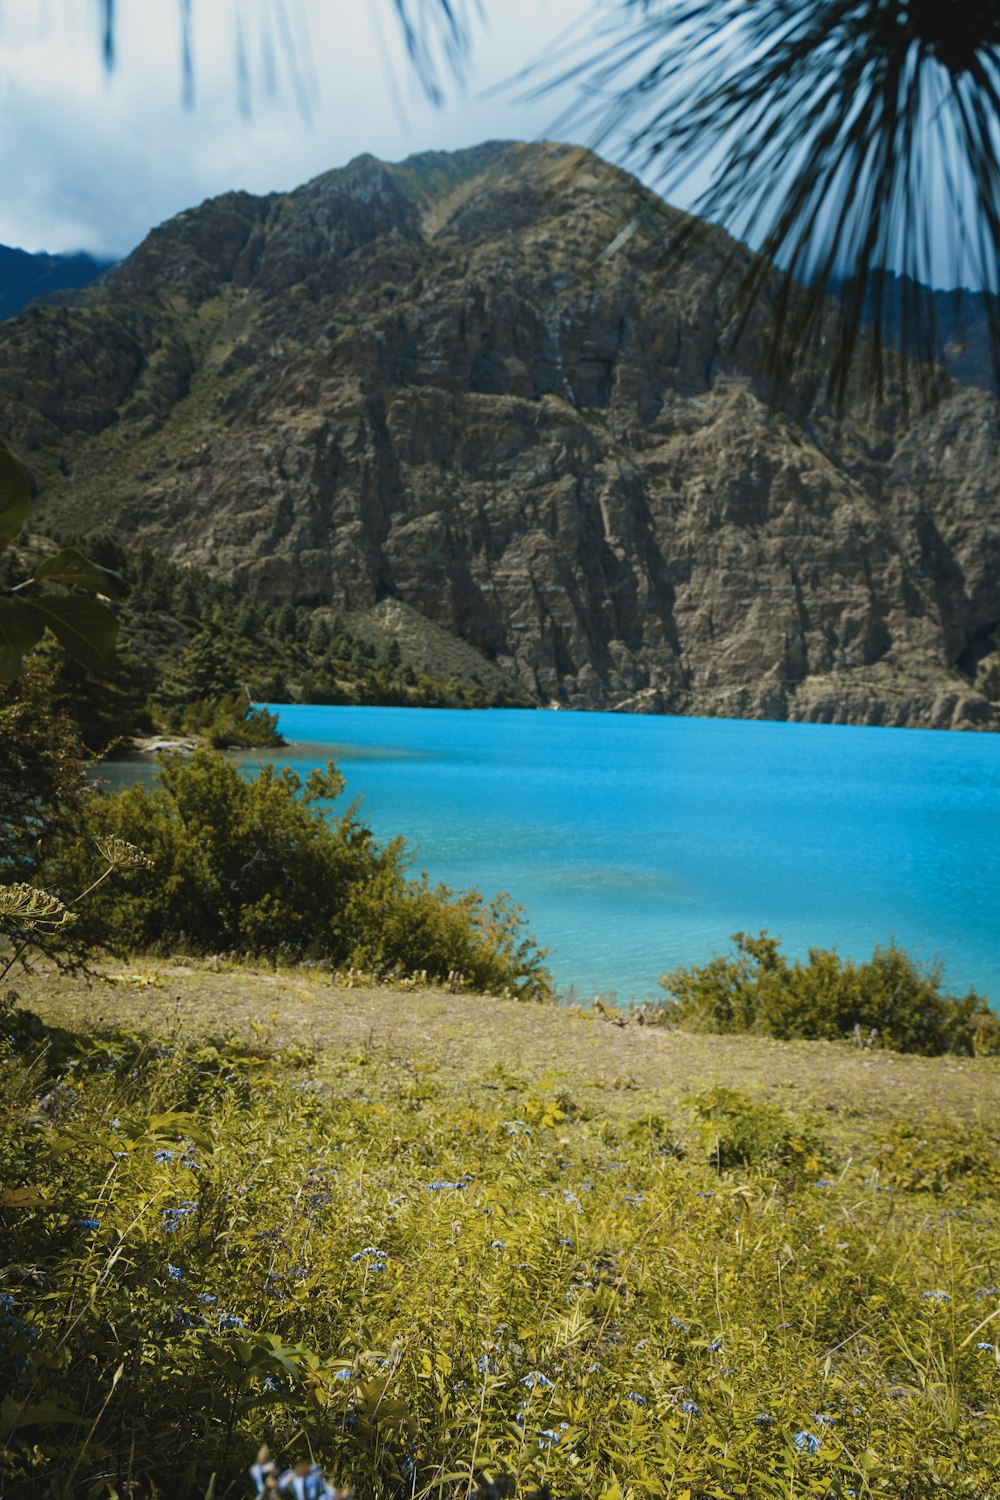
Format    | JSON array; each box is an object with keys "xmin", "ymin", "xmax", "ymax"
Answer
[
  {"xmin": 46, "ymin": 748, "xmax": 550, "ymax": 999},
  {"xmin": 656, "ymin": 932, "xmax": 1000, "ymax": 1056},
  {"xmin": 1, "ymin": 1007, "xmax": 998, "ymax": 1498}
]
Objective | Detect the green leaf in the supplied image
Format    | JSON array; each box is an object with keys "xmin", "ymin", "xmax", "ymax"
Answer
[
  {"xmin": 0, "ymin": 1395, "xmax": 83, "ymax": 1439},
  {"xmin": 0, "ymin": 446, "xmax": 30, "ymax": 548},
  {"xmin": 32, "ymin": 547, "xmax": 126, "ymax": 597},
  {"xmin": 0, "ymin": 596, "xmax": 45, "ymax": 678},
  {"xmin": 28, "ymin": 593, "xmax": 119, "ymax": 673}
]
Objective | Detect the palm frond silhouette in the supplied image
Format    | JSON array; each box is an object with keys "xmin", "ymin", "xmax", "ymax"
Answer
[{"xmin": 535, "ymin": 0, "xmax": 1000, "ymax": 406}]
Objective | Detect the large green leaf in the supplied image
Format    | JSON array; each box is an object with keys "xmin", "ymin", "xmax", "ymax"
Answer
[
  {"xmin": 32, "ymin": 546, "xmax": 126, "ymax": 597},
  {"xmin": 0, "ymin": 596, "xmax": 45, "ymax": 678},
  {"xmin": 0, "ymin": 446, "xmax": 31, "ymax": 548},
  {"xmin": 28, "ymin": 593, "xmax": 119, "ymax": 673}
]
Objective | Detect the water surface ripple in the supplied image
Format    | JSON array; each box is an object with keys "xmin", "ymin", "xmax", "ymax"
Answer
[{"xmin": 212, "ymin": 706, "xmax": 1000, "ymax": 1006}]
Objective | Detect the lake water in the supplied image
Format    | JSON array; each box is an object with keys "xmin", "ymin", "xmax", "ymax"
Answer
[{"xmin": 106, "ymin": 707, "xmax": 1000, "ymax": 1004}]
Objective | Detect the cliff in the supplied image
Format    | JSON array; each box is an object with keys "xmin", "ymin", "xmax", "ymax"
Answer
[{"xmin": 2, "ymin": 140, "xmax": 998, "ymax": 728}]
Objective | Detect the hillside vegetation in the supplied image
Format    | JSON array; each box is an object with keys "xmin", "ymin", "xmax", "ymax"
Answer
[{"xmin": 2, "ymin": 966, "xmax": 998, "ymax": 1498}]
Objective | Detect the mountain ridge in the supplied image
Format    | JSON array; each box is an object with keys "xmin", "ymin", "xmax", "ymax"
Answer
[{"xmin": 2, "ymin": 140, "xmax": 999, "ymax": 730}]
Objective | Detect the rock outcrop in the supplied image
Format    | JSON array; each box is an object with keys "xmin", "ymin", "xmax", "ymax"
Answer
[{"xmin": 1, "ymin": 141, "xmax": 998, "ymax": 729}]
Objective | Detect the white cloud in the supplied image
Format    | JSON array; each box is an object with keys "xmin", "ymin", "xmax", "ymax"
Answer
[{"xmin": 0, "ymin": 0, "xmax": 599, "ymax": 257}]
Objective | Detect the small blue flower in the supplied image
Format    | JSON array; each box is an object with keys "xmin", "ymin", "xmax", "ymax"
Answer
[
  {"xmin": 754, "ymin": 1413, "xmax": 773, "ymax": 1427},
  {"xmin": 670, "ymin": 1316, "xmax": 688, "ymax": 1331},
  {"xmin": 167, "ymin": 1263, "xmax": 183, "ymax": 1281},
  {"xmin": 794, "ymin": 1431, "xmax": 821, "ymax": 1455},
  {"xmin": 216, "ymin": 1312, "xmax": 244, "ymax": 1330},
  {"xmin": 562, "ymin": 1190, "xmax": 583, "ymax": 1211},
  {"xmin": 503, "ymin": 1120, "xmax": 531, "ymax": 1136},
  {"xmin": 813, "ymin": 1412, "xmax": 835, "ymax": 1427},
  {"xmin": 153, "ymin": 1148, "xmax": 175, "ymax": 1164},
  {"xmin": 708, "ymin": 1337, "xmax": 723, "ymax": 1352},
  {"xmin": 681, "ymin": 1399, "xmax": 701, "ymax": 1417},
  {"xmin": 921, "ymin": 1289, "xmax": 950, "ymax": 1302},
  {"xmin": 977, "ymin": 1342, "xmax": 994, "ymax": 1351},
  {"xmin": 975, "ymin": 1285, "xmax": 998, "ymax": 1300},
  {"xmin": 521, "ymin": 1370, "xmax": 554, "ymax": 1390},
  {"xmin": 478, "ymin": 1355, "xmax": 498, "ymax": 1375},
  {"xmin": 537, "ymin": 1430, "xmax": 560, "ymax": 1448},
  {"xmin": 556, "ymin": 1237, "xmax": 573, "ymax": 1247},
  {"xmin": 197, "ymin": 1292, "xmax": 217, "ymax": 1305},
  {"xmin": 334, "ymin": 1367, "xmax": 352, "ymax": 1381},
  {"xmin": 351, "ymin": 1246, "xmax": 387, "ymax": 1263},
  {"xmin": 624, "ymin": 1193, "xmax": 645, "ymax": 1207},
  {"xmin": 627, "ymin": 1391, "xmax": 646, "ymax": 1406},
  {"xmin": 76, "ymin": 1219, "xmax": 100, "ymax": 1231},
  {"xmin": 490, "ymin": 1239, "xmax": 506, "ymax": 1250},
  {"xmin": 812, "ymin": 1179, "xmax": 833, "ymax": 1188}
]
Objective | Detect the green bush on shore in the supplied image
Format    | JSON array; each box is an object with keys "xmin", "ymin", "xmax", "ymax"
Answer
[
  {"xmin": 655, "ymin": 931, "xmax": 1000, "ymax": 1056},
  {"xmin": 46, "ymin": 748, "xmax": 551, "ymax": 999}
]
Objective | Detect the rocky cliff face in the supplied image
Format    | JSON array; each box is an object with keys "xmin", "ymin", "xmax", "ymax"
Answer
[{"xmin": 1, "ymin": 141, "xmax": 998, "ymax": 728}]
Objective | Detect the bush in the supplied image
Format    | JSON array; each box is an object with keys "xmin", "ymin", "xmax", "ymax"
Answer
[
  {"xmin": 656, "ymin": 931, "xmax": 1000, "ymax": 1056},
  {"xmin": 686, "ymin": 1085, "xmax": 827, "ymax": 1176},
  {"xmin": 45, "ymin": 748, "xmax": 551, "ymax": 998},
  {"xmin": 0, "ymin": 665, "xmax": 87, "ymax": 883}
]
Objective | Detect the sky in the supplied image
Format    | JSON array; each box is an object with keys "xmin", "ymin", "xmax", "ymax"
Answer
[
  {"xmin": 0, "ymin": 0, "xmax": 621, "ymax": 259},
  {"xmin": 0, "ymin": 1, "xmax": 989, "ymax": 293}
]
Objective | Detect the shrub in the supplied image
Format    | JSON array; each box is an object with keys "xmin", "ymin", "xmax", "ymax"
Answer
[
  {"xmin": 656, "ymin": 931, "xmax": 1000, "ymax": 1056},
  {"xmin": 685, "ymin": 1085, "xmax": 826, "ymax": 1175},
  {"xmin": 45, "ymin": 748, "xmax": 551, "ymax": 998},
  {"xmin": 873, "ymin": 1114, "xmax": 1000, "ymax": 1194}
]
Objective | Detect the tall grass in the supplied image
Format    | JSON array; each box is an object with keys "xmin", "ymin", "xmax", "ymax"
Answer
[{"xmin": 2, "ymin": 1008, "xmax": 998, "ymax": 1498}]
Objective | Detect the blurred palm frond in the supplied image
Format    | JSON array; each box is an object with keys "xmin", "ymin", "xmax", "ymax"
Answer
[{"xmin": 532, "ymin": 0, "xmax": 1000, "ymax": 407}]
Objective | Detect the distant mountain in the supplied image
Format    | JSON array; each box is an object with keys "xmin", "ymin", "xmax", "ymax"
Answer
[
  {"xmin": 1, "ymin": 141, "xmax": 998, "ymax": 731},
  {"xmin": 0, "ymin": 244, "xmax": 114, "ymax": 320},
  {"xmin": 830, "ymin": 271, "xmax": 998, "ymax": 395}
]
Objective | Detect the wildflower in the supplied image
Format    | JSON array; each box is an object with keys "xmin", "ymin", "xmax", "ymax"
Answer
[
  {"xmin": 708, "ymin": 1336, "xmax": 723, "ymax": 1351},
  {"xmin": 813, "ymin": 1412, "xmax": 835, "ymax": 1427},
  {"xmin": 350, "ymin": 1246, "xmax": 386, "ymax": 1263},
  {"xmin": 490, "ymin": 1239, "xmax": 506, "ymax": 1250},
  {"xmin": 681, "ymin": 1399, "xmax": 701, "ymax": 1417},
  {"xmin": 153, "ymin": 1148, "xmax": 175, "ymax": 1164},
  {"xmin": 333, "ymin": 1367, "xmax": 352, "ymax": 1381},
  {"xmin": 635, "ymin": 1339, "xmax": 647, "ymax": 1350},
  {"xmin": 478, "ymin": 1355, "xmax": 498, "ymax": 1375},
  {"xmin": 521, "ymin": 1370, "xmax": 554, "ymax": 1389},
  {"xmin": 427, "ymin": 1180, "xmax": 461, "ymax": 1192},
  {"xmin": 977, "ymin": 1342, "xmax": 994, "ymax": 1351},
  {"xmin": 624, "ymin": 1193, "xmax": 644, "ymax": 1207},
  {"xmin": 76, "ymin": 1218, "xmax": 100, "ymax": 1231},
  {"xmin": 670, "ymin": 1316, "xmax": 688, "ymax": 1331},
  {"xmin": 812, "ymin": 1179, "xmax": 833, "ymax": 1188},
  {"xmin": 167, "ymin": 1263, "xmax": 183, "ymax": 1282},
  {"xmin": 162, "ymin": 1200, "xmax": 196, "ymax": 1232},
  {"xmin": 556, "ymin": 1237, "xmax": 573, "ymax": 1247},
  {"xmin": 754, "ymin": 1413, "xmax": 773, "ymax": 1427},
  {"xmin": 216, "ymin": 1312, "xmax": 244, "ymax": 1330},
  {"xmin": 975, "ymin": 1285, "xmax": 998, "ymax": 1299},
  {"xmin": 503, "ymin": 1120, "xmax": 532, "ymax": 1136},
  {"xmin": 563, "ymin": 1190, "xmax": 583, "ymax": 1211},
  {"xmin": 537, "ymin": 1430, "xmax": 560, "ymax": 1448},
  {"xmin": 627, "ymin": 1390, "xmax": 646, "ymax": 1406},
  {"xmin": 197, "ymin": 1292, "xmax": 217, "ymax": 1305},
  {"xmin": 921, "ymin": 1289, "xmax": 950, "ymax": 1302},
  {"xmin": 794, "ymin": 1431, "xmax": 821, "ymax": 1455}
]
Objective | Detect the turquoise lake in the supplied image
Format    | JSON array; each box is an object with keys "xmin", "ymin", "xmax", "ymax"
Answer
[{"xmin": 109, "ymin": 707, "xmax": 1000, "ymax": 1003}]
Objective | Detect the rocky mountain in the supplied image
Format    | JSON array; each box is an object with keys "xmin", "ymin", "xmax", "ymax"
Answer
[
  {"xmin": 0, "ymin": 244, "xmax": 113, "ymax": 320},
  {"xmin": 1, "ymin": 140, "xmax": 998, "ymax": 729}
]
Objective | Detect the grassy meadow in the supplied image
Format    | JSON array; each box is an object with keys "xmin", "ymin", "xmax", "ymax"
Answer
[{"xmin": 2, "ymin": 963, "xmax": 999, "ymax": 1499}]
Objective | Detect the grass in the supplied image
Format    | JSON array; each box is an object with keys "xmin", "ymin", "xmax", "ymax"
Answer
[{"xmin": 2, "ymin": 962, "xmax": 999, "ymax": 1498}]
